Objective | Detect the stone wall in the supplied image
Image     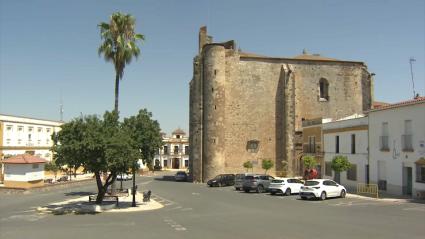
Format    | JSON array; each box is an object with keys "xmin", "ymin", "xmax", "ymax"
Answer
[{"xmin": 189, "ymin": 27, "xmax": 372, "ymax": 182}]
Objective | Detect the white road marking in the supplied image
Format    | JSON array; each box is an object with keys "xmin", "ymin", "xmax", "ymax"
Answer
[{"xmin": 163, "ymin": 217, "xmax": 187, "ymax": 232}]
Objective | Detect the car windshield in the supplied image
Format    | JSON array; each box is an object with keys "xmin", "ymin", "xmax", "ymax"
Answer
[
  {"xmin": 272, "ymin": 180, "xmax": 284, "ymax": 183},
  {"xmin": 244, "ymin": 175, "xmax": 255, "ymax": 180},
  {"xmin": 304, "ymin": 181, "xmax": 320, "ymax": 186}
]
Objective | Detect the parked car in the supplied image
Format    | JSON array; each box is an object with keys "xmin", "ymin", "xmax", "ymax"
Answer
[
  {"xmin": 117, "ymin": 173, "xmax": 132, "ymax": 181},
  {"xmin": 299, "ymin": 179, "xmax": 347, "ymax": 200},
  {"xmin": 269, "ymin": 178, "xmax": 304, "ymax": 196},
  {"xmin": 175, "ymin": 171, "xmax": 188, "ymax": 182},
  {"xmin": 234, "ymin": 173, "xmax": 252, "ymax": 190},
  {"xmin": 242, "ymin": 174, "xmax": 274, "ymax": 193},
  {"xmin": 57, "ymin": 175, "xmax": 69, "ymax": 182},
  {"xmin": 207, "ymin": 174, "xmax": 236, "ymax": 187}
]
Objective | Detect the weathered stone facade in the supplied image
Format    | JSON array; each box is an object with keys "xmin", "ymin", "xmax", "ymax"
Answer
[{"xmin": 190, "ymin": 27, "xmax": 373, "ymax": 182}]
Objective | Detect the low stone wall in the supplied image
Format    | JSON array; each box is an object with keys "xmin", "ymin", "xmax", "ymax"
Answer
[
  {"xmin": 0, "ymin": 178, "xmax": 94, "ymax": 194},
  {"xmin": 4, "ymin": 179, "xmax": 44, "ymax": 189}
]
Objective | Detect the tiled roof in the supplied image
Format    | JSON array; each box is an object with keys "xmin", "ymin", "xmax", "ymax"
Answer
[
  {"xmin": 2, "ymin": 154, "xmax": 47, "ymax": 164},
  {"xmin": 372, "ymin": 101, "xmax": 390, "ymax": 109},
  {"xmin": 368, "ymin": 97, "xmax": 425, "ymax": 112},
  {"xmin": 292, "ymin": 54, "xmax": 339, "ymax": 61}
]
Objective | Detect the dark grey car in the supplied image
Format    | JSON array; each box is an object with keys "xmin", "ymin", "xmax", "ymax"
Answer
[{"xmin": 242, "ymin": 174, "xmax": 274, "ymax": 193}]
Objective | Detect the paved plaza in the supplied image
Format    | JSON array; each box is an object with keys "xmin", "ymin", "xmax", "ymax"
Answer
[{"xmin": 0, "ymin": 172, "xmax": 424, "ymax": 239}]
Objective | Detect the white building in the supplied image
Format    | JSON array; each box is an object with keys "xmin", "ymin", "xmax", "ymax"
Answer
[
  {"xmin": 369, "ymin": 97, "xmax": 425, "ymax": 198},
  {"xmin": 154, "ymin": 129, "xmax": 189, "ymax": 170},
  {"xmin": 0, "ymin": 114, "xmax": 62, "ymax": 161},
  {"xmin": 2, "ymin": 154, "xmax": 47, "ymax": 188},
  {"xmin": 322, "ymin": 115, "xmax": 369, "ymax": 190}
]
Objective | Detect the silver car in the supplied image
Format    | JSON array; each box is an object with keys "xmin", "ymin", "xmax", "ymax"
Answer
[
  {"xmin": 234, "ymin": 173, "xmax": 252, "ymax": 190},
  {"xmin": 242, "ymin": 174, "xmax": 274, "ymax": 193}
]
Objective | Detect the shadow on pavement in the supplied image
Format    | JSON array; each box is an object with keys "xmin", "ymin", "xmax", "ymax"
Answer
[
  {"xmin": 64, "ymin": 191, "xmax": 95, "ymax": 197},
  {"xmin": 154, "ymin": 175, "xmax": 191, "ymax": 183}
]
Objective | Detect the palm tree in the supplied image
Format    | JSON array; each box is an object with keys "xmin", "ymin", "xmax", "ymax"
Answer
[
  {"xmin": 98, "ymin": 12, "xmax": 144, "ymax": 196},
  {"xmin": 98, "ymin": 12, "xmax": 145, "ymax": 112}
]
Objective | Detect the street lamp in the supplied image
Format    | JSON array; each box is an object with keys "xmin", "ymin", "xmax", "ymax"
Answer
[{"xmin": 132, "ymin": 156, "xmax": 138, "ymax": 207}]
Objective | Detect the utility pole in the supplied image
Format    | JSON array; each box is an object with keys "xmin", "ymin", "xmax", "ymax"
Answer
[{"xmin": 409, "ymin": 57, "xmax": 416, "ymax": 98}]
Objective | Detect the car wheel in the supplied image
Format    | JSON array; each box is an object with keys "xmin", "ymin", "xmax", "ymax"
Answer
[
  {"xmin": 320, "ymin": 191, "xmax": 327, "ymax": 200},
  {"xmin": 257, "ymin": 185, "xmax": 264, "ymax": 193},
  {"xmin": 235, "ymin": 187, "xmax": 240, "ymax": 191},
  {"xmin": 340, "ymin": 189, "xmax": 346, "ymax": 198},
  {"xmin": 244, "ymin": 189, "xmax": 250, "ymax": 193},
  {"xmin": 285, "ymin": 188, "xmax": 291, "ymax": 196},
  {"xmin": 270, "ymin": 191, "xmax": 276, "ymax": 195}
]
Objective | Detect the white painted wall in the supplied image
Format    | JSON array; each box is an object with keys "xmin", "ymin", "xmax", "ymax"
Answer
[
  {"xmin": 323, "ymin": 117, "xmax": 369, "ymax": 191},
  {"xmin": 4, "ymin": 163, "xmax": 45, "ymax": 182},
  {"xmin": 369, "ymin": 102, "xmax": 425, "ymax": 197},
  {"xmin": 1, "ymin": 114, "xmax": 62, "ymax": 161}
]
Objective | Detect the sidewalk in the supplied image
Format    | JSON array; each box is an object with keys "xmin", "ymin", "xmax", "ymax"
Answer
[
  {"xmin": 347, "ymin": 192, "xmax": 425, "ymax": 204},
  {"xmin": 37, "ymin": 192, "xmax": 163, "ymax": 214}
]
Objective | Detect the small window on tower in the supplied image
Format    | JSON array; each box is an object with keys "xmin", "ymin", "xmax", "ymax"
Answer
[
  {"xmin": 246, "ymin": 140, "xmax": 260, "ymax": 153},
  {"xmin": 319, "ymin": 78, "xmax": 329, "ymax": 101}
]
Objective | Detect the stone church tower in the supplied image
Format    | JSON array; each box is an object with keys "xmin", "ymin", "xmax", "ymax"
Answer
[{"xmin": 189, "ymin": 26, "xmax": 373, "ymax": 182}]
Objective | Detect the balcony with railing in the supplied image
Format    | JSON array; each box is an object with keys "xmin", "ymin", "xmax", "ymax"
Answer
[
  {"xmin": 303, "ymin": 144, "xmax": 323, "ymax": 156},
  {"xmin": 401, "ymin": 134, "xmax": 414, "ymax": 152},
  {"xmin": 379, "ymin": 136, "xmax": 389, "ymax": 151}
]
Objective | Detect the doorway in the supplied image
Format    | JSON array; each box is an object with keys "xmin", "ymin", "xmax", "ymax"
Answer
[
  {"xmin": 172, "ymin": 158, "xmax": 180, "ymax": 169},
  {"xmin": 403, "ymin": 167, "xmax": 413, "ymax": 195}
]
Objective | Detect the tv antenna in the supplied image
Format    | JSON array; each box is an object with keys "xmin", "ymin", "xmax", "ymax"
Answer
[{"xmin": 409, "ymin": 57, "xmax": 416, "ymax": 98}]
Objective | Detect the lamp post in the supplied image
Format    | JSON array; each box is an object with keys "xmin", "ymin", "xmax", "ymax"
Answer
[{"xmin": 131, "ymin": 160, "xmax": 136, "ymax": 207}]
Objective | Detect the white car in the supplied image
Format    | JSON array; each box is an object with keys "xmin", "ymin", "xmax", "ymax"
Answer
[
  {"xmin": 117, "ymin": 173, "xmax": 132, "ymax": 181},
  {"xmin": 299, "ymin": 179, "xmax": 346, "ymax": 200},
  {"xmin": 269, "ymin": 178, "xmax": 304, "ymax": 196}
]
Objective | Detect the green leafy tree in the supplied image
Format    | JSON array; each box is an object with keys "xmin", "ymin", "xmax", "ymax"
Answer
[
  {"xmin": 302, "ymin": 156, "xmax": 317, "ymax": 170},
  {"xmin": 98, "ymin": 12, "xmax": 145, "ymax": 112},
  {"xmin": 243, "ymin": 161, "xmax": 253, "ymax": 172},
  {"xmin": 123, "ymin": 109, "xmax": 162, "ymax": 171},
  {"xmin": 262, "ymin": 159, "xmax": 274, "ymax": 174},
  {"xmin": 52, "ymin": 111, "xmax": 139, "ymax": 204},
  {"xmin": 44, "ymin": 160, "xmax": 61, "ymax": 181},
  {"xmin": 331, "ymin": 155, "xmax": 351, "ymax": 182}
]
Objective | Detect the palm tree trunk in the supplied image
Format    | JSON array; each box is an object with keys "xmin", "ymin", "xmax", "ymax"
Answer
[
  {"xmin": 114, "ymin": 72, "xmax": 119, "ymax": 112},
  {"xmin": 111, "ymin": 72, "xmax": 120, "ymax": 195}
]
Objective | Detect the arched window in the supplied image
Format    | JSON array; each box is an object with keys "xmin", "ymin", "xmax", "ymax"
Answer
[{"xmin": 319, "ymin": 78, "xmax": 329, "ymax": 101}]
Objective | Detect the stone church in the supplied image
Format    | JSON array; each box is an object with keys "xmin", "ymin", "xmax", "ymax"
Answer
[{"xmin": 189, "ymin": 26, "xmax": 373, "ymax": 182}]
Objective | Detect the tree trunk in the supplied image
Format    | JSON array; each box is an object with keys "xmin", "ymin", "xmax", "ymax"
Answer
[
  {"xmin": 95, "ymin": 172, "xmax": 106, "ymax": 204},
  {"xmin": 95, "ymin": 172, "xmax": 116, "ymax": 204},
  {"xmin": 111, "ymin": 72, "xmax": 120, "ymax": 195},
  {"xmin": 114, "ymin": 72, "xmax": 119, "ymax": 112}
]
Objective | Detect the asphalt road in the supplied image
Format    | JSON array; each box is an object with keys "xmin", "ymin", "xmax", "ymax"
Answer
[{"xmin": 1, "ymin": 172, "xmax": 424, "ymax": 239}]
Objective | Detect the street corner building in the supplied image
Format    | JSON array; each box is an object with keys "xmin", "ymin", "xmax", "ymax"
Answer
[
  {"xmin": 189, "ymin": 26, "xmax": 374, "ymax": 182},
  {"xmin": 2, "ymin": 154, "xmax": 47, "ymax": 189}
]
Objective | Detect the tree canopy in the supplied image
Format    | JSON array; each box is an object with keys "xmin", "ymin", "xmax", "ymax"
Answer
[
  {"xmin": 302, "ymin": 156, "xmax": 317, "ymax": 170},
  {"xmin": 98, "ymin": 12, "xmax": 145, "ymax": 112},
  {"xmin": 262, "ymin": 159, "xmax": 274, "ymax": 174},
  {"xmin": 52, "ymin": 111, "xmax": 140, "ymax": 204},
  {"xmin": 243, "ymin": 161, "xmax": 253, "ymax": 172},
  {"xmin": 123, "ymin": 109, "xmax": 163, "ymax": 170},
  {"xmin": 331, "ymin": 155, "xmax": 351, "ymax": 173}
]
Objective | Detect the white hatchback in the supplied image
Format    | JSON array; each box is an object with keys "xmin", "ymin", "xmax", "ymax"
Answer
[
  {"xmin": 299, "ymin": 179, "xmax": 347, "ymax": 200},
  {"xmin": 269, "ymin": 178, "xmax": 304, "ymax": 196}
]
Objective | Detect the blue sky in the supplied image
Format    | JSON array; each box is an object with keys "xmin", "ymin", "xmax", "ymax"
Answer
[{"xmin": 1, "ymin": 0, "xmax": 424, "ymax": 134}]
